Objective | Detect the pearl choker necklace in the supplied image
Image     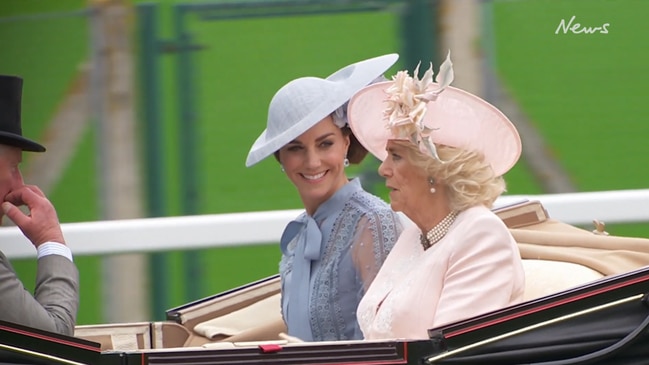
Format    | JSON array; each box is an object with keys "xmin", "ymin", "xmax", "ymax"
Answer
[{"xmin": 419, "ymin": 211, "xmax": 459, "ymax": 250}]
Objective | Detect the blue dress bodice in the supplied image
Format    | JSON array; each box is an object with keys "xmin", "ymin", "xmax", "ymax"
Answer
[{"xmin": 279, "ymin": 178, "xmax": 402, "ymax": 341}]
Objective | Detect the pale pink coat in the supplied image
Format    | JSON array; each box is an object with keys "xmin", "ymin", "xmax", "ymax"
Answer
[{"xmin": 357, "ymin": 205, "xmax": 525, "ymax": 340}]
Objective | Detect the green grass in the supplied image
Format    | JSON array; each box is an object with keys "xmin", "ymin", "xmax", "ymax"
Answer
[
  {"xmin": 489, "ymin": 0, "xmax": 649, "ymax": 236},
  {"xmin": 491, "ymin": 0, "xmax": 649, "ymax": 191}
]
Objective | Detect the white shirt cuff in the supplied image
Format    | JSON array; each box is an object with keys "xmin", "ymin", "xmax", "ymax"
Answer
[{"xmin": 37, "ymin": 242, "xmax": 73, "ymax": 262}]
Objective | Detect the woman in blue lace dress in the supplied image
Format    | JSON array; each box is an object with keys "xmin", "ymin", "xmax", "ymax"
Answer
[{"xmin": 246, "ymin": 54, "xmax": 403, "ymax": 341}]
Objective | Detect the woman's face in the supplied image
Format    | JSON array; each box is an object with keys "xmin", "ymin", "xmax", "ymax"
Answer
[
  {"xmin": 278, "ymin": 116, "xmax": 350, "ymax": 212},
  {"xmin": 378, "ymin": 140, "xmax": 430, "ymax": 215}
]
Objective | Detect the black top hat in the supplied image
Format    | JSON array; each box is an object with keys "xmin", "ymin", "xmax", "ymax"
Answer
[{"xmin": 0, "ymin": 75, "xmax": 46, "ymax": 152}]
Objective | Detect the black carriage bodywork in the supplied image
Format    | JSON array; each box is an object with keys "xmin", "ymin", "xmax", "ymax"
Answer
[
  {"xmin": 427, "ymin": 265, "xmax": 649, "ymax": 364},
  {"xmin": 2, "ymin": 266, "xmax": 649, "ymax": 365}
]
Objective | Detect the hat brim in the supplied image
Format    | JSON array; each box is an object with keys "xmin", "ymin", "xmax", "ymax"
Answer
[
  {"xmin": 246, "ymin": 53, "xmax": 399, "ymax": 167},
  {"xmin": 347, "ymin": 81, "xmax": 521, "ymax": 176},
  {"xmin": 0, "ymin": 132, "xmax": 46, "ymax": 152}
]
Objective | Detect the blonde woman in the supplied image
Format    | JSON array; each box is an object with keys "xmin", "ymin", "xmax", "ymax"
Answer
[{"xmin": 347, "ymin": 54, "xmax": 525, "ymax": 339}]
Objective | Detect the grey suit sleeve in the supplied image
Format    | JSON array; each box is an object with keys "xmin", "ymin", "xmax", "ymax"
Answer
[{"xmin": 0, "ymin": 251, "xmax": 79, "ymax": 336}]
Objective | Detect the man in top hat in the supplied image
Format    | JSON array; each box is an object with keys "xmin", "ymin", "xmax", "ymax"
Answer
[{"xmin": 0, "ymin": 75, "xmax": 79, "ymax": 336}]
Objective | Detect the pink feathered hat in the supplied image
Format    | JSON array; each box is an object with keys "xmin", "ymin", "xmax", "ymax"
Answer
[{"xmin": 347, "ymin": 52, "xmax": 521, "ymax": 176}]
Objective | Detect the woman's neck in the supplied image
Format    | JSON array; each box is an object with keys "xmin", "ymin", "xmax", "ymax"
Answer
[
  {"xmin": 412, "ymin": 207, "xmax": 453, "ymax": 234},
  {"xmin": 406, "ymin": 193, "xmax": 454, "ymax": 234},
  {"xmin": 301, "ymin": 177, "xmax": 350, "ymax": 216}
]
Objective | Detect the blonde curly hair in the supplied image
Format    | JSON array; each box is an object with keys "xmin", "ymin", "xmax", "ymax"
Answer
[{"xmin": 394, "ymin": 140, "xmax": 506, "ymax": 212}]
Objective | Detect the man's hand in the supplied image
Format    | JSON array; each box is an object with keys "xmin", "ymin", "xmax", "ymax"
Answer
[{"xmin": 2, "ymin": 185, "xmax": 65, "ymax": 247}]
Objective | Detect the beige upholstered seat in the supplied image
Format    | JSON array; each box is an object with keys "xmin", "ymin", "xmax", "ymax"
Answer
[
  {"xmin": 193, "ymin": 293, "xmax": 281, "ymax": 339},
  {"xmin": 522, "ymin": 259, "xmax": 604, "ymax": 301}
]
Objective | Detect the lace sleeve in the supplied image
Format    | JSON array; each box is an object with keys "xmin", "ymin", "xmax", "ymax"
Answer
[
  {"xmin": 279, "ymin": 238, "xmax": 296, "ymax": 323},
  {"xmin": 351, "ymin": 210, "xmax": 401, "ymax": 292}
]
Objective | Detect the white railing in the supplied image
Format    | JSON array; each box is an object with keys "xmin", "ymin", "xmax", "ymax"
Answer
[{"xmin": 1, "ymin": 188, "xmax": 648, "ymax": 259}]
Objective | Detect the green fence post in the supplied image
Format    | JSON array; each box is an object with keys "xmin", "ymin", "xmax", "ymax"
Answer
[
  {"xmin": 400, "ymin": 0, "xmax": 439, "ymax": 75},
  {"xmin": 174, "ymin": 5, "xmax": 202, "ymax": 304},
  {"xmin": 138, "ymin": 2, "xmax": 169, "ymax": 320}
]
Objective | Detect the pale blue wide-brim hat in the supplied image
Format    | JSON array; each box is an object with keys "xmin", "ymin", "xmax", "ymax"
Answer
[{"xmin": 245, "ymin": 53, "xmax": 399, "ymax": 167}]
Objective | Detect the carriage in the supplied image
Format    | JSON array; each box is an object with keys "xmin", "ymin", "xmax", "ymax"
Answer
[{"xmin": 2, "ymin": 199, "xmax": 649, "ymax": 365}]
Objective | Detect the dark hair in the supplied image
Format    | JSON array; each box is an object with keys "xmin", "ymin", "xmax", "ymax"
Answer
[{"xmin": 341, "ymin": 126, "xmax": 368, "ymax": 164}]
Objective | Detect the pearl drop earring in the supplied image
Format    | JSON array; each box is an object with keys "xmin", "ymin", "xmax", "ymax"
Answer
[
  {"xmin": 281, "ymin": 165, "xmax": 285, "ymax": 172},
  {"xmin": 428, "ymin": 177, "xmax": 436, "ymax": 194}
]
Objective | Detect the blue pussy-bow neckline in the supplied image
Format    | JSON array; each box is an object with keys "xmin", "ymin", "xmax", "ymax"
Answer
[
  {"xmin": 280, "ymin": 178, "xmax": 362, "ymax": 260},
  {"xmin": 278, "ymin": 179, "xmax": 363, "ymax": 341},
  {"xmin": 281, "ymin": 215, "xmax": 322, "ymax": 260}
]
